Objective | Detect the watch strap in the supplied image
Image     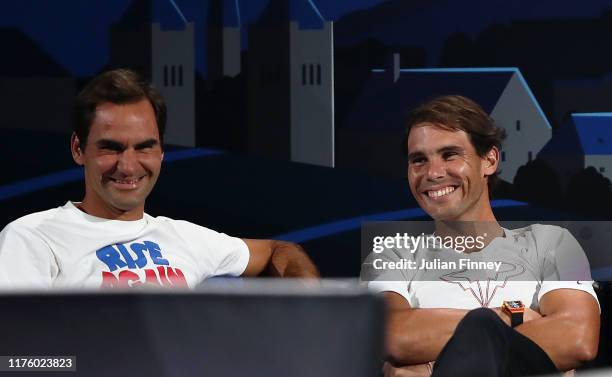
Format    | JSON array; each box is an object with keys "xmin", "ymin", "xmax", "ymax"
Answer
[{"xmin": 509, "ymin": 311, "xmax": 523, "ymax": 327}]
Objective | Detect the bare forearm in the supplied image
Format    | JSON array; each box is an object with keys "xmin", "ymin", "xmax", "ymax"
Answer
[
  {"xmin": 387, "ymin": 308, "xmax": 468, "ymax": 365},
  {"xmin": 266, "ymin": 241, "xmax": 319, "ymax": 278},
  {"xmin": 516, "ymin": 314, "xmax": 599, "ymax": 371},
  {"xmin": 515, "ymin": 289, "xmax": 600, "ymax": 371}
]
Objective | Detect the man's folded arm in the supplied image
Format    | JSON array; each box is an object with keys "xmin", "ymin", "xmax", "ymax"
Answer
[
  {"xmin": 240, "ymin": 239, "xmax": 319, "ymax": 278},
  {"xmin": 515, "ymin": 288, "xmax": 600, "ymax": 371},
  {"xmin": 384, "ymin": 292, "xmax": 468, "ymax": 366}
]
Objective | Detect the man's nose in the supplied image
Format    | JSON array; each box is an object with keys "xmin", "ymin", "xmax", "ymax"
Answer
[
  {"xmin": 117, "ymin": 149, "xmax": 137, "ymax": 175},
  {"xmin": 426, "ymin": 158, "xmax": 446, "ymax": 180}
]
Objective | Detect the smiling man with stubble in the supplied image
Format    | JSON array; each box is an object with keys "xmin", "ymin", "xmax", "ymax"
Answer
[
  {"xmin": 368, "ymin": 95, "xmax": 599, "ymax": 377},
  {"xmin": 0, "ymin": 68, "xmax": 318, "ymax": 289}
]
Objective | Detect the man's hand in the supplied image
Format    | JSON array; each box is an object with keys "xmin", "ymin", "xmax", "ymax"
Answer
[
  {"xmin": 492, "ymin": 306, "xmax": 542, "ymax": 326},
  {"xmin": 241, "ymin": 239, "xmax": 319, "ymax": 278}
]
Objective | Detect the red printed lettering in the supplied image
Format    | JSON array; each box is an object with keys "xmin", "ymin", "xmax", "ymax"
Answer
[
  {"xmin": 100, "ymin": 266, "xmax": 188, "ymax": 289},
  {"xmin": 165, "ymin": 266, "xmax": 188, "ymax": 287}
]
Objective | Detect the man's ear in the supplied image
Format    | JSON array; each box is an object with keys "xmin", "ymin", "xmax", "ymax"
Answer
[
  {"xmin": 71, "ymin": 133, "xmax": 84, "ymax": 165},
  {"xmin": 483, "ymin": 146, "xmax": 500, "ymax": 178}
]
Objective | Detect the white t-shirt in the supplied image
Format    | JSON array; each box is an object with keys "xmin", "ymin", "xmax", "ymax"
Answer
[
  {"xmin": 0, "ymin": 202, "xmax": 250, "ymax": 289},
  {"xmin": 366, "ymin": 224, "xmax": 599, "ymax": 311}
]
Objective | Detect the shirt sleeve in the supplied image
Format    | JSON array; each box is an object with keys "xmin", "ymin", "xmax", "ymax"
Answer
[
  {"xmin": 363, "ymin": 247, "xmax": 417, "ymax": 306},
  {"xmin": 367, "ymin": 280, "xmax": 413, "ymax": 306},
  {"xmin": 211, "ymin": 235, "xmax": 250, "ymax": 277},
  {"xmin": 538, "ymin": 227, "xmax": 599, "ymax": 309},
  {"xmin": 0, "ymin": 222, "xmax": 58, "ymax": 289},
  {"xmin": 169, "ymin": 219, "xmax": 250, "ymax": 279}
]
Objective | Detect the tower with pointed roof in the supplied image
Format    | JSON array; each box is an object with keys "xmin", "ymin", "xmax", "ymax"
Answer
[
  {"xmin": 208, "ymin": 0, "xmax": 241, "ymax": 81},
  {"xmin": 247, "ymin": 0, "xmax": 334, "ymax": 167},
  {"xmin": 109, "ymin": 0, "xmax": 195, "ymax": 147}
]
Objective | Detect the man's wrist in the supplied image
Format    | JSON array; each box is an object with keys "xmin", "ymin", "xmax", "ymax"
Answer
[
  {"xmin": 493, "ymin": 307, "xmax": 512, "ymax": 326},
  {"xmin": 267, "ymin": 243, "xmax": 320, "ymax": 278},
  {"xmin": 502, "ymin": 300, "xmax": 525, "ymax": 327}
]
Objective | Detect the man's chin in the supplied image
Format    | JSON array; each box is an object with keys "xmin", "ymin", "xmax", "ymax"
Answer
[
  {"xmin": 423, "ymin": 206, "xmax": 461, "ymax": 221},
  {"xmin": 108, "ymin": 198, "xmax": 146, "ymax": 213},
  {"xmin": 107, "ymin": 188, "xmax": 149, "ymax": 205}
]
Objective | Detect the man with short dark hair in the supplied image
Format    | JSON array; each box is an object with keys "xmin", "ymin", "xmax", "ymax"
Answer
[
  {"xmin": 0, "ymin": 68, "xmax": 319, "ymax": 288},
  {"xmin": 368, "ymin": 95, "xmax": 599, "ymax": 376}
]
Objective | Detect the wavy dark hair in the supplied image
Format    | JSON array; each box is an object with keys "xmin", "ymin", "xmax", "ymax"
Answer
[
  {"xmin": 403, "ymin": 95, "xmax": 506, "ymax": 188},
  {"xmin": 72, "ymin": 68, "xmax": 166, "ymax": 149}
]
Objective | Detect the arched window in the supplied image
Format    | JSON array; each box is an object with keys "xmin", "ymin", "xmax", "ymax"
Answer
[{"xmin": 316, "ymin": 64, "xmax": 321, "ymax": 85}]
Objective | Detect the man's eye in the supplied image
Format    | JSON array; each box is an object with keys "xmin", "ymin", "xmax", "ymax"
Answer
[
  {"xmin": 410, "ymin": 158, "xmax": 425, "ymax": 165},
  {"xmin": 443, "ymin": 152, "xmax": 458, "ymax": 159},
  {"xmin": 100, "ymin": 147, "xmax": 120, "ymax": 153}
]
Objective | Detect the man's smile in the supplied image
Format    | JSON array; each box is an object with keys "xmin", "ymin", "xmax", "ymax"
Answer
[
  {"xmin": 423, "ymin": 185, "xmax": 459, "ymax": 200},
  {"xmin": 106, "ymin": 175, "xmax": 146, "ymax": 189}
]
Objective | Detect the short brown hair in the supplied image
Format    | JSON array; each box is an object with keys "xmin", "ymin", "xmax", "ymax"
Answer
[
  {"xmin": 72, "ymin": 68, "xmax": 166, "ymax": 149},
  {"xmin": 404, "ymin": 95, "xmax": 506, "ymax": 187}
]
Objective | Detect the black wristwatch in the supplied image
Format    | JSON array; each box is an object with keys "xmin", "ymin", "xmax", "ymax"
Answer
[{"xmin": 502, "ymin": 300, "xmax": 524, "ymax": 327}]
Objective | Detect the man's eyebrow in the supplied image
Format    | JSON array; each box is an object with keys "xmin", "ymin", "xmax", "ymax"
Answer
[
  {"xmin": 437, "ymin": 145, "xmax": 464, "ymax": 154},
  {"xmin": 134, "ymin": 139, "xmax": 159, "ymax": 149},
  {"xmin": 95, "ymin": 139, "xmax": 125, "ymax": 150},
  {"xmin": 407, "ymin": 145, "xmax": 464, "ymax": 160},
  {"xmin": 407, "ymin": 151, "xmax": 425, "ymax": 161}
]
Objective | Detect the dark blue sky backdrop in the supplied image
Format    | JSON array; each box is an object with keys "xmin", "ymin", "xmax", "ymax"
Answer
[
  {"xmin": 2, "ymin": 0, "xmax": 611, "ymax": 77},
  {"xmin": 0, "ymin": 0, "xmax": 385, "ymax": 77}
]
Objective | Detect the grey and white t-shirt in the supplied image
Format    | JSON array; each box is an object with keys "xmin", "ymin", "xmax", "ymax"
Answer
[{"xmin": 366, "ymin": 224, "xmax": 598, "ymax": 310}]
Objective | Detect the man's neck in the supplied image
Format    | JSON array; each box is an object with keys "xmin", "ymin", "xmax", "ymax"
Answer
[
  {"xmin": 434, "ymin": 221, "xmax": 503, "ymax": 253},
  {"xmin": 77, "ymin": 198, "xmax": 144, "ymax": 221},
  {"xmin": 434, "ymin": 220, "xmax": 503, "ymax": 237},
  {"xmin": 433, "ymin": 198, "xmax": 503, "ymax": 251}
]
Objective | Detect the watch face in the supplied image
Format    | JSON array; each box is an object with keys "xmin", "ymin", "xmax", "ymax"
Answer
[{"xmin": 507, "ymin": 301, "xmax": 522, "ymax": 309}]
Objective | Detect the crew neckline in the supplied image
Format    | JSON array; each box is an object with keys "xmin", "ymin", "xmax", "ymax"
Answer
[
  {"xmin": 425, "ymin": 226, "xmax": 509, "ymax": 254},
  {"xmin": 64, "ymin": 201, "xmax": 149, "ymax": 231}
]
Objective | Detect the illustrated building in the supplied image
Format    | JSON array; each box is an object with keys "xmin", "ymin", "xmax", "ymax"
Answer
[
  {"xmin": 539, "ymin": 113, "xmax": 612, "ymax": 186},
  {"xmin": 338, "ymin": 60, "xmax": 551, "ymax": 182},
  {"xmin": 110, "ymin": 0, "xmax": 195, "ymax": 147},
  {"xmin": 247, "ymin": 0, "xmax": 334, "ymax": 167},
  {"xmin": 207, "ymin": 0, "xmax": 241, "ymax": 81}
]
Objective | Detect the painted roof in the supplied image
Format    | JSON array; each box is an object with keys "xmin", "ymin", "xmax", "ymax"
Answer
[
  {"xmin": 573, "ymin": 113, "xmax": 612, "ymax": 155},
  {"xmin": 539, "ymin": 113, "xmax": 612, "ymax": 157},
  {"xmin": 342, "ymin": 68, "xmax": 515, "ymax": 130},
  {"xmin": 537, "ymin": 119, "xmax": 583, "ymax": 157}
]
